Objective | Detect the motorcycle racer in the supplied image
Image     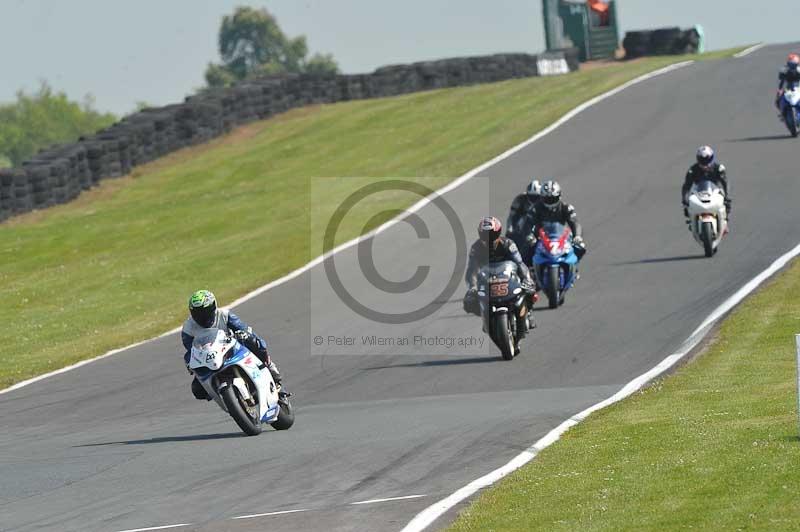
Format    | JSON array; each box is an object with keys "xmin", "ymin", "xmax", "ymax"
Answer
[
  {"xmin": 776, "ymin": 53, "xmax": 800, "ymax": 115},
  {"xmin": 463, "ymin": 217, "xmax": 537, "ymax": 319},
  {"xmin": 506, "ymin": 179, "xmax": 542, "ymax": 248},
  {"xmin": 181, "ymin": 290, "xmax": 287, "ymax": 400},
  {"xmin": 681, "ymin": 146, "xmax": 731, "ymax": 220},
  {"xmin": 525, "ymin": 180, "xmax": 586, "ymax": 258}
]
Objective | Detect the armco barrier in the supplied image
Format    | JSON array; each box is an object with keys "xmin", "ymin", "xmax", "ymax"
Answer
[
  {"xmin": 0, "ymin": 49, "xmax": 579, "ymax": 222},
  {"xmin": 623, "ymin": 28, "xmax": 700, "ymax": 59}
]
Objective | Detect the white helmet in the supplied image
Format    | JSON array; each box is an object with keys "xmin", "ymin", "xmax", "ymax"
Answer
[
  {"xmin": 540, "ymin": 180, "xmax": 562, "ymax": 211},
  {"xmin": 526, "ymin": 179, "xmax": 542, "ymax": 199},
  {"xmin": 696, "ymin": 145, "xmax": 715, "ymax": 169}
]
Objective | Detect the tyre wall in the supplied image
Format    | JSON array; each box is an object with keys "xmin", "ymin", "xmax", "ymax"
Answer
[
  {"xmin": 0, "ymin": 49, "xmax": 579, "ymax": 222},
  {"xmin": 622, "ymin": 28, "xmax": 701, "ymax": 59}
]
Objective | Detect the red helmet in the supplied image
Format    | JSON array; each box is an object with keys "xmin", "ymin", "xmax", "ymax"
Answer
[
  {"xmin": 478, "ymin": 216, "xmax": 502, "ymax": 246},
  {"xmin": 788, "ymin": 54, "xmax": 799, "ymax": 67}
]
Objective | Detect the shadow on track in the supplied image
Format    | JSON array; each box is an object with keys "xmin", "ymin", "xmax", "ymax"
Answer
[
  {"xmin": 364, "ymin": 356, "xmax": 499, "ymax": 370},
  {"xmin": 728, "ymin": 134, "xmax": 790, "ymax": 142},
  {"xmin": 74, "ymin": 432, "xmax": 245, "ymax": 447},
  {"xmin": 614, "ymin": 254, "xmax": 706, "ymax": 265}
]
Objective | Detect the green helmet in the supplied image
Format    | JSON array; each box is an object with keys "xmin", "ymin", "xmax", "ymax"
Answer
[{"xmin": 188, "ymin": 290, "xmax": 217, "ymax": 328}]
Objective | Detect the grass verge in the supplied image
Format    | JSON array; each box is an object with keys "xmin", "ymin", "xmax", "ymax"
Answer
[
  {"xmin": 448, "ymin": 263, "xmax": 800, "ymax": 529},
  {"xmin": 0, "ymin": 48, "xmax": 745, "ymax": 389}
]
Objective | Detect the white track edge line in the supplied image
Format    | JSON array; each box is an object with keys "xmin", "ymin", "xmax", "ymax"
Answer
[
  {"xmin": 351, "ymin": 494, "xmax": 427, "ymax": 505},
  {"xmin": 232, "ymin": 509, "xmax": 310, "ymax": 520},
  {"xmin": 114, "ymin": 523, "xmax": 191, "ymax": 532},
  {"xmin": 0, "ymin": 59, "xmax": 694, "ymax": 397},
  {"xmin": 400, "ymin": 242, "xmax": 800, "ymax": 532},
  {"xmin": 734, "ymin": 43, "xmax": 766, "ymax": 58}
]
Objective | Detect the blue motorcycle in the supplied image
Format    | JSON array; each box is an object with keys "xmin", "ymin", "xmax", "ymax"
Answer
[
  {"xmin": 532, "ymin": 222, "xmax": 579, "ymax": 309},
  {"xmin": 780, "ymin": 83, "xmax": 800, "ymax": 137}
]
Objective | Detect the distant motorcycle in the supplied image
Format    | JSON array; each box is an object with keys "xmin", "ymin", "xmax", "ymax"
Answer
[
  {"xmin": 685, "ymin": 180, "xmax": 728, "ymax": 257},
  {"xmin": 188, "ymin": 328, "xmax": 294, "ymax": 436},
  {"xmin": 780, "ymin": 84, "xmax": 800, "ymax": 137},
  {"xmin": 475, "ymin": 260, "xmax": 532, "ymax": 360},
  {"xmin": 532, "ymin": 222, "xmax": 579, "ymax": 309}
]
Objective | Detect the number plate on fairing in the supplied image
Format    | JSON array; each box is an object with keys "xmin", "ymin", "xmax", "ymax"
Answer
[{"xmin": 490, "ymin": 281, "xmax": 509, "ymax": 297}]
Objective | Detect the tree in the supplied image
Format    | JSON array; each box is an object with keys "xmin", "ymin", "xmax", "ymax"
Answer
[
  {"xmin": 205, "ymin": 6, "xmax": 339, "ymax": 88},
  {"xmin": 0, "ymin": 82, "xmax": 116, "ymax": 166}
]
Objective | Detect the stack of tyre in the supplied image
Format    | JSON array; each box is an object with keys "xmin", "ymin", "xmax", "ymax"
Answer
[
  {"xmin": 623, "ymin": 28, "xmax": 701, "ymax": 59},
  {"xmin": 0, "ymin": 49, "xmax": 582, "ymax": 223}
]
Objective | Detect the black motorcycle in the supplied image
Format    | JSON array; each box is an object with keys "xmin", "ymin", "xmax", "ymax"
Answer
[{"xmin": 475, "ymin": 260, "xmax": 532, "ymax": 360}]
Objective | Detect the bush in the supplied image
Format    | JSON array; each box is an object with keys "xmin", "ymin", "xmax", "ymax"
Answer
[{"xmin": 0, "ymin": 82, "xmax": 116, "ymax": 167}]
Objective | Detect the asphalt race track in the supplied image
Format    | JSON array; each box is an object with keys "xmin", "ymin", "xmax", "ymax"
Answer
[{"xmin": 3, "ymin": 44, "xmax": 799, "ymax": 532}]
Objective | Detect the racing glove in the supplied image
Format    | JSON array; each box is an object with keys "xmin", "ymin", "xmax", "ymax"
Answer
[{"xmin": 233, "ymin": 328, "xmax": 254, "ymax": 344}]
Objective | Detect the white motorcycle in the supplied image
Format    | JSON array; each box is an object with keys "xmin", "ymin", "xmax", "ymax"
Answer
[
  {"xmin": 685, "ymin": 180, "xmax": 728, "ymax": 258},
  {"xmin": 781, "ymin": 85, "xmax": 800, "ymax": 137},
  {"xmin": 188, "ymin": 328, "xmax": 294, "ymax": 436}
]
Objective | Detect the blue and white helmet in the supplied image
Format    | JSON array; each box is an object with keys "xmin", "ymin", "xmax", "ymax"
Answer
[
  {"xmin": 526, "ymin": 179, "xmax": 542, "ymax": 199},
  {"xmin": 696, "ymin": 145, "xmax": 715, "ymax": 169},
  {"xmin": 540, "ymin": 180, "xmax": 563, "ymax": 212}
]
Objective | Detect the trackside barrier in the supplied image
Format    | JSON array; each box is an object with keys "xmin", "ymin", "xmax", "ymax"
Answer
[{"xmin": 0, "ymin": 49, "xmax": 580, "ymax": 223}]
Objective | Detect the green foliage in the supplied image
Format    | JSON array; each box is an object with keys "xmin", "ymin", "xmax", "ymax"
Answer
[
  {"xmin": 205, "ymin": 6, "xmax": 339, "ymax": 88},
  {"xmin": 0, "ymin": 82, "xmax": 116, "ymax": 166}
]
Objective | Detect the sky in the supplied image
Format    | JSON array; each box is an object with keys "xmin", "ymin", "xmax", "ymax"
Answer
[{"xmin": 0, "ymin": 0, "xmax": 795, "ymax": 115}]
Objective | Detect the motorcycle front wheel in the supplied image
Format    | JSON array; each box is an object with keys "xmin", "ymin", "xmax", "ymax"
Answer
[
  {"xmin": 787, "ymin": 108, "xmax": 799, "ymax": 137},
  {"xmin": 701, "ymin": 221, "xmax": 714, "ymax": 258},
  {"xmin": 220, "ymin": 384, "xmax": 263, "ymax": 436},
  {"xmin": 271, "ymin": 397, "xmax": 295, "ymax": 431},
  {"xmin": 547, "ymin": 265, "xmax": 560, "ymax": 309},
  {"xmin": 492, "ymin": 313, "xmax": 515, "ymax": 360}
]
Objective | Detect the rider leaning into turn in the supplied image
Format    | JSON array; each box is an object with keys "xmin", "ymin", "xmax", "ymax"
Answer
[
  {"xmin": 463, "ymin": 217, "xmax": 537, "ymax": 315},
  {"xmin": 181, "ymin": 290, "xmax": 287, "ymax": 400},
  {"xmin": 681, "ymin": 146, "xmax": 731, "ymax": 219},
  {"xmin": 506, "ymin": 179, "xmax": 542, "ymax": 250},
  {"xmin": 775, "ymin": 53, "xmax": 800, "ymax": 115},
  {"xmin": 525, "ymin": 180, "xmax": 586, "ymax": 255}
]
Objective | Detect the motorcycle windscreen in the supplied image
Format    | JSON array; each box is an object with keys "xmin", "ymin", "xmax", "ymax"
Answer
[
  {"xmin": 478, "ymin": 260, "xmax": 516, "ymax": 280},
  {"xmin": 692, "ymin": 180, "xmax": 723, "ymax": 201},
  {"xmin": 540, "ymin": 221, "xmax": 569, "ymax": 239},
  {"xmin": 192, "ymin": 328, "xmax": 225, "ymax": 349}
]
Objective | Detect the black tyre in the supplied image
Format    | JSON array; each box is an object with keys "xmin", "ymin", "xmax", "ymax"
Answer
[
  {"xmin": 220, "ymin": 383, "xmax": 262, "ymax": 436},
  {"xmin": 787, "ymin": 108, "xmax": 798, "ymax": 137},
  {"xmin": 493, "ymin": 313, "xmax": 515, "ymax": 360},
  {"xmin": 271, "ymin": 398, "xmax": 295, "ymax": 430},
  {"xmin": 701, "ymin": 221, "xmax": 714, "ymax": 258},
  {"xmin": 547, "ymin": 265, "xmax": 560, "ymax": 309}
]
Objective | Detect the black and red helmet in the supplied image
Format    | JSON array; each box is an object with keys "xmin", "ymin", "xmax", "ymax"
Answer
[{"xmin": 478, "ymin": 216, "xmax": 503, "ymax": 246}]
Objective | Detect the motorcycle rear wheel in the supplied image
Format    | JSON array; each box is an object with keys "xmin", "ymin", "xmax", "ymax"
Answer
[
  {"xmin": 701, "ymin": 221, "xmax": 714, "ymax": 258},
  {"xmin": 220, "ymin": 384, "xmax": 262, "ymax": 436},
  {"xmin": 547, "ymin": 265, "xmax": 560, "ymax": 309}
]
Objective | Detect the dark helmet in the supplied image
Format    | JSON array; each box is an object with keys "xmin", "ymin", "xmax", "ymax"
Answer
[
  {"xmin": 189, "ymin": 289, "xmax": 217, "ymax": 328},
  {"xmin": 540, "ymin": 180, "xmax": 563, "ymax": 212},
  {"xmin": 696, "ymin": 145, "xmax": 716, "ymax": 170},
  {"xmin": 477, "ymin": 216, "xmax": 503, "ymax": 246},
  {"xmin": 526, "ymin": 179, "xmax": 542, "ymax": 200}
]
